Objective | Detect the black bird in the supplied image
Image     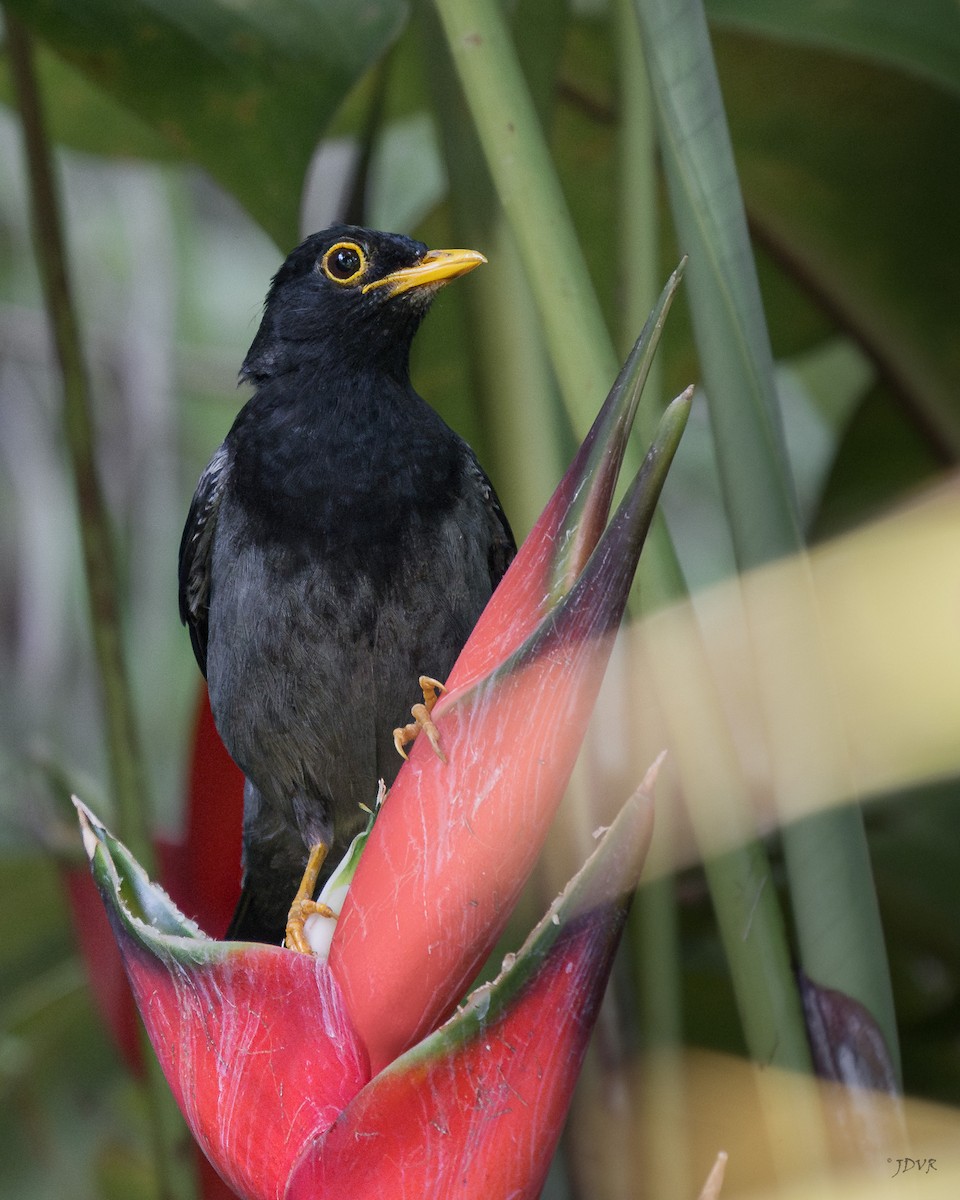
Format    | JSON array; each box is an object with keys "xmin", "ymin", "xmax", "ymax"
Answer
[{"xmin": 179, "ymin": 226, "xmax": 515, "ymax": 949}]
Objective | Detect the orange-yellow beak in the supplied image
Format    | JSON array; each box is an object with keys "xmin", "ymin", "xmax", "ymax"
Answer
[{"xmin": 362, "ymin": 247, "xmax": 486, "ymax": 297}]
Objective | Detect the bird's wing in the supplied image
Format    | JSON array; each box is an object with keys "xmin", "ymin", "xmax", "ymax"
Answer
[
  {"xmin": 178, "ymin": 443, "xmax": 231, "ymax": 676},
  {"xmin": 465, "ymin": 455, "xmax": 517, "ymax": 588}
]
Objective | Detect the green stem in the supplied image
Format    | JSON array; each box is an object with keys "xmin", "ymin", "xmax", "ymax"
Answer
[
  {"xmin": 343, "ymin": 48, "xmax": 393, "ymax": 228},
  {"xmin": 630, "ymin": 0, "xmax": 799, "ymax": 568},
  {"xmin": 429, "ymin": 0, "xmax": 816, "ymax": 1101},
  {"xmin": 6, "ymin": 15, "xmax": 195, "ymax": 1200},
  {"xmin": 417, "ymin": 1, "xmax": 566, "ymax": 535},
  {"xmin": 615, "ymin": 0, "xmax": 661, "ymax": 366},
  {"xmin": 640, "ymin": 607, "xmax": 816, "ymax": 1081},
  {"xmin": 429, "ymin": 0, "xmax": 618, "ymax": 428},
  {"xmin": 638, "ymin": 603, "xmax": 827, "ymax": 1167},
  {"xmin": 615, "ymin": 19, "xmax": 689, "ymax": 1171},
  {"xmin": 632, "ymin": 0, "xmax": 901, "ymax": 1082}
]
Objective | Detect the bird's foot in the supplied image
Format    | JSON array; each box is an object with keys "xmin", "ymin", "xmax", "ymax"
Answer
[
  {"xmin": 284, "ymin": 841, "xmax": 331, "ymax": 954},
  {"xmin": 393, "ymin": 675, "xmax": 447, "ymax": 762},
  {"xmin": 285, "ymin": 898, "xmax": 337, "ymax": 954}
]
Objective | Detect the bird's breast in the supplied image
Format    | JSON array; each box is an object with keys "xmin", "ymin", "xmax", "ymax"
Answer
[
  {"xmin": 229, "ymin": 413, "xmax": 465, "ymax": 592},
  {"xmin": 206, "ymin": 492, "xmax": 491, "ymax": 819}
]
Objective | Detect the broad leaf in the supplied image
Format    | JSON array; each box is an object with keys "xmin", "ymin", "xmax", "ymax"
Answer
[
  {"xmin": 708, "ymin": 0, "xmax": 960, "ymax": 100},
  {"xmin": 5, "ymin": 0, "xmax": 409, "ymax": 246}
]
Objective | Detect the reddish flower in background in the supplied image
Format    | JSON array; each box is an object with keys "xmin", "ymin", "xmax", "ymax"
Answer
[
  {"xmin": 78, "ymin": 277, "xmax": 690, "ymax": 1200},
  {"xmin": 64, "ymin": 686, "xmax": 244, "ymax": 1071},
  {"xmin": 79, "ymin": 772, "xmax": 656, "ymax": 1200}
]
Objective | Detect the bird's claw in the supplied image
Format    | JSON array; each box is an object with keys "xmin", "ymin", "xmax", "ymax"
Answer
[
  {"xmin": 284, "ymin": 841, "xmax": 330, "ymax": 954},
  {"xmin": 285, "ymin": 898, "xmax": 337, "ymax": 955},
  {"xmin": 393, "ymin": 675, "xmax": 447, "ymax": 763}
]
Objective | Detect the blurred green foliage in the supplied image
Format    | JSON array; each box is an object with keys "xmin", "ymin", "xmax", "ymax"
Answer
[{"xmin": 0, "ymin": 1, "xmax": 957, "ymax": 1197}]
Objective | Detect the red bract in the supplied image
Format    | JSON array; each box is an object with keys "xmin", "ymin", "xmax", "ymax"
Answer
[
  {"xmin": 78, "ymin": 807, "xmax": 366, "ymax": 1200},
  {"xmin": 286, "ymin": 781, "xmax": 655, "ymax": 1200},
  {"xmin": 333, "ymin": 387, "xmax": 691, "ymax": 1072},
  {"xmin": 331, "ymin": 264, "xmax": 687, "ymax": 1070},
  {"xmin": 122, "ymin": 946, "xmax": 365, "ymax": 1198},
  {"xmin": 77, "ymin": 297, "xmax": 689, "ymax": 1200},
  {"xmin": 175, "ymin": 686, "xmax": 245, "ymax": 938},
  {"xmin": 78, "ymin": 774, "xmax": 654, "ymax": 1200},
  {"xmin": 448, "ymin": 260, "xmax": 684, "ymax": 691}
]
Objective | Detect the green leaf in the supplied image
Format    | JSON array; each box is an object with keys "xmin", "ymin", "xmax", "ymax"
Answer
[
  {"xmin": 0, "ymin": 40, "xmax": 173, "ymax": 161},
  {"xmin": 707, "ymin": 0, "xmax": 960, "ymax": 100},
  {"xmin": 634, "ymin": 0, "xmax": 800, "ymax": 572},
  {"xmin": 813, "ymin": 383, "xmax": 942, "ymax": 540},
  {"xmin": 633, "ymin": 0, "xmax": 901, "ymax": 1083},
  {"xmin": 4, "ymin": 0, "xmax": 409, "ymax": 246},
  {"xmin": 719, "ymin": 30, "xmax": 960, "ymax": 460}
]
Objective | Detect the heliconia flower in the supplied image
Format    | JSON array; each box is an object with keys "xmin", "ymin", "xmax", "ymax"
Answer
[
  {"xmin": 283, "ymin": 774, "xmax": 657, "ymax": 1200},
  {"xmin": 77, "ymin": 283, "xmax": 690, "ymax": 1200},
  {"xmin": 76, "ymin": 802, "xmax": 368, "ymax": 1200},
  {"xmin": 332, "ymin": 286, "xmax": 690, "ymax": 1071},
  {"xmin": 78, "ymin": 770, "xmax": 655, "ymax": 1200},
  {"xmin": 447, "ymin": 258, "xmax": 685, "ymax": 690}
]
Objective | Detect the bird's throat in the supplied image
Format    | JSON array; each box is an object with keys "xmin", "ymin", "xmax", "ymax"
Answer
[{"xmin": 229, "ymin": 373, "xmax": 462, "ymax": 570}]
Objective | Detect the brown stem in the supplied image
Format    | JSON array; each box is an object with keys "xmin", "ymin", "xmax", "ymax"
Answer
[
  {"xmin": 5, "ymin": 14, "xmax": 199, "ymax": 1200},
  {"xmin": 5, "ymin": 13, "xmax": 155, "ymax": 866}
]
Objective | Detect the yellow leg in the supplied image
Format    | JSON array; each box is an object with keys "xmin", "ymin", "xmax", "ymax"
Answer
[
  {"xmin": 285, "ymin": 842, "xmax": 336, "ymax": 954},
  {"xmin": 392, "ymin": 675, "xmax": 447, "ymax": 763}
]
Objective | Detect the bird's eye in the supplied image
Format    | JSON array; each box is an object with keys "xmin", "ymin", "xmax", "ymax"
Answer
[{"xmin": 320, "ymin": 242, "xmax": 367, "ymax": 285}]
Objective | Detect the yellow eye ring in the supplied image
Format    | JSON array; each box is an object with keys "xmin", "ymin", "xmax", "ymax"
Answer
[{"xmin": 320, "ymin": 241, "xmax": 367, "ymax": 286}]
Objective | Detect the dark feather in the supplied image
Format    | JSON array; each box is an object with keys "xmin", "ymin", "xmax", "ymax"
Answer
[
  {"xmin": 180, "ymin": 226, "xmax": 514, "ymax": 944},
  {"xmin": 178, "ymin": 443, "xmax": 230, "ymax": 676}
]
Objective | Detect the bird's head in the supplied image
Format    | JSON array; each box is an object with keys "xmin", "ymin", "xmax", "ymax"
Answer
[{"xmin": 240, "ymin": 225, "xmax": 486, "ymax": 385}]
